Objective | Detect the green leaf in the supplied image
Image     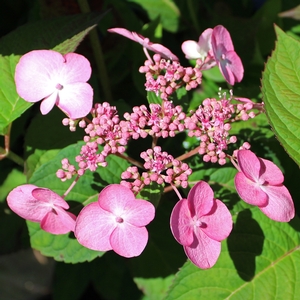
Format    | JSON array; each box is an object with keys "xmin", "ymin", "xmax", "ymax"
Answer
[
  {"xmin": 134, "ymin": 275, "xmax": 174, "ymax": 300},
  {"xmin": 127, "ymin": 0, "xmax": 180, "ymax": 32},
  {"xmin": 0, "ymin": 12, "xmax": 104, "ymax": 134},
  {"xmin": 261, "ymin": 26, "xmax": 300, "ymax": 167},
  {"xmin": 147, "ymin": 91, "xmax": 162, "ymax": 105},
  {"xmin": 138, "ymin": 181, "xmax": 164, "ymax": 207},
  {"xmin": 165, "ymin": 208, "xmax": 300, "ymax": 300}
]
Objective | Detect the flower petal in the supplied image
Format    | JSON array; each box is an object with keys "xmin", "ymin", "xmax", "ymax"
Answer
[
  {"xmin": 57, "ymin": 82, "xmax": 93, "ymax": 119},
  {"xmin": 181, "ymin": 40, "xmax": 202, "ymax": 59},
  {"xmin": 187, "ymin": 181, "xmax": 214, "ymax": 217},
  {"xmin": 259, "ymin": 158, "xmax": 284, "ymax": 185},
  {"xmin": 98, "ymin": 184, "xmax": 135, "ymax": 215},
  {"xmin": 260, "ymin": 185, "xmax": 295, "ymax": 222},
  {"xmin": 40, "ymin": 92, "xmax": 58, "ymax": 115},
  {"xmin": 15, "ymin": 50, "xmax": 64, "ymax": 102},
  {"xmin": 201, "ymin": 200, "xmax": 232, "ymax": 241},
  {"xmin": 121, "ymin": 199, "xmax": 155, "ymax": 227},
  {"xmin": 7, "ymin": 184, "xmax": 51, "ymax": 222},
  {"xmin": 60, "ymin": 53, "xmax": 92, "ymax": 83},
  {"xmin": 235, "ymin": 172, "xmax": 268, "ymax": 206},
  {"xmin": 170, "ymin": 199, "xmax": 194, "ymax": 246},
  {"xmin": 237, "ymin": 150, "xmax": 261, "ymax": 182},
  {"xmin": 75, "ymin": 202, "xmax": 115, "ymax": 251},
  {"xmin": 184, "ymin": 229, "xmax": 221, "ymax": 269},
  {"xmin": 212, "ymin": 25, "xmax": 234, "ymax": 52},
  {"xmin": 110, "ymin": 223, "xmax": 149, "ymax": 257},
  {"xmin": 31, "ymin": 188, "xmax": 69, "ymax": 209},
  {"xmin": 217, "ymin": 50, "xmax": 244, "ymax": 85},
  {"xmin": 41, "ymin": 208, "xmax": 76, "ymax": 234}
]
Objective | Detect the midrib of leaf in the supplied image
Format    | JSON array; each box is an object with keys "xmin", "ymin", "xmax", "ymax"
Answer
[{"xmin": 225, "ymin": 235, "xmax": 300, "ymax": 299}]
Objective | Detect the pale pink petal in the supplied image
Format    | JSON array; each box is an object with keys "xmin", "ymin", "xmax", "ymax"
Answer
[
  {"xmin": 7, "ymin": 184, "xmax": 51, "ymax": 222},
  {"xmin": 15, "ymin": 50, "xmax": 64, "ymax": 102},
  {"xmin": 170, "ymin": 199, "xmax": 194, "ymax": 246},
  {"xmin": 32, "ymin": 188, "xmax": 69, "ymax": 209},
  {"xmin": 60, "ymin": 53, "xmax": 92, "ymax": 84},
  {"xmin": 198, "ymin": 28, "xmax": 213, "ymax": 56},
  {"xmin": 121, "ymin": 199, "xmax": 155, "ymax": 227},
  {"xmin": 259, "ymin": 158, "xmax": 284, "ymax": 185},
  {"xmin": 181, "ymin": 40, "xmax": 202, "ymax": 59},
  {"xmin": 40, "ymin": 92, "xmax": 58, "ymax": 115},
  {"xmin": 235, "ymin": 172, "xmax": 268, "ymax": 206},
  {"xmin": 110, "ymin": 224, "xmax": 149, "ymax": 257},
  {"xmin": 108, "ymin": 28, "xmax": 136, "ymax": 42},
  {"xmin": 188, "ymin": 181, "xmax": 214, "ymax": 217},
  {"xmin": 184, "ymin": 229, "xmax": 221, "ymax": 269},
  {"xmin": 237, "ymin": 150, "xmax": 261, "ymax": 182},
  {"xmin": 98, "ymin": 184, "xmax": 135, "ymax": 215},
  {"xmin": 148, "ymin": 43, "xmax": 179, "ymax": 61},
  {"xmin": 201, "ymin": 200, "xmax": 232, "ymax": 241},
  {"xmin": 108, "ymin": 27, "xmax": 178, "ymax": 60},
  {"xmin": 41, "ymin": 208, "xmax": 76, "ymax": 234},
  {"xmin": 57, "ymin": 82, "xmax": 93, "ymax": 119},
  {"xmin": 260, "ymin": 185, "xmax": 295, "ymax": 222},
  {"xmin": 75, "ymin": 202, "xmax": 115, "ymax": 251}
]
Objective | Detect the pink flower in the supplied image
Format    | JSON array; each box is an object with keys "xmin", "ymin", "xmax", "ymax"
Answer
[
  {"xmin": 15, "ymin": 50, "xmax": 93, "ymax": 119},
  {"xmin": 7, "ymin": 184, "xmax": 76, "ymax": 234},
  {"xmin": 181, "ymin": 28, "xmax": 214, "ymax": 61},
  {"xmin": 170, "ymin": 181, "xmax": 232, "ymax": 269},
  {"xmin": 108, "ymin": 28, "xmax": 178, "ymax": 61},
  {"xmin": 75, "ymin": 184, "xmax": 155, "ymax": 258},
  {"xmin": 211, "ymin": 25, "xmax": 244, "ymax": 85},
  {"xmin": 234, "ymin": 150, "xmax": 295, "ymax": 222}
]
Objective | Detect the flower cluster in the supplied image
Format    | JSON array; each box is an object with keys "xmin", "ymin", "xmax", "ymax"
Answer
[{"xmin": 7, "ymin": 25, "xmax": 296, "ymax": 271}]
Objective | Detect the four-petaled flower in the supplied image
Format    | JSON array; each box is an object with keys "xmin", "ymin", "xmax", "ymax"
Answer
[
  {"xmin": 108, "ymin": 27, "xmax": 179, "ymax": 61},
  {"xmin": 211, "ymin": 25, "xmax": 244, "ymax": 85},
  {"xmin": 75, "ymin": 184, "xmax": 155, "ymax": 258},
  {"xmin": 234, "ymin": 150, "xmax": 295, "ymax": 222},
  {"xmin": 7, "ymin": 184, "xmax": 76, "ymax": 234},
  {"xmin": 15, "ymin": 50, "xmax": 93, "ymax": 119},
  {"xmin": 181, "ymin": 25, "xmax": 244, "ymax": 85},
  {"xmin": 170, "ymin": 181, "xmax": 233, "ymax": 269}
]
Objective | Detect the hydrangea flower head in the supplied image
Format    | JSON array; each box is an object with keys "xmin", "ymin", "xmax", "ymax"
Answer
[
  {"xmin": 75, "ymin": 184, "xmax": 155, "ymax": 258},
  {"xmin": 108, "ymin": 28, "xmax": 179, "ymax": 61},
  {"xmin": 170, "ymin": 181, "xmax": 232, "ymax": 269},
  {"xmin": 211, "ymin": 25, "xmax": 244, "ymax": 85},
  {"xmin": 234, "ymin": 150, "xmax": 295, "ymax": 222},
  {"xmin": 15, "ymin": 50, "xmax": 93, "ymax": 119},
  {"xmin": 7, "ymin": 184, "xmax": 76, "ymax": 234}
]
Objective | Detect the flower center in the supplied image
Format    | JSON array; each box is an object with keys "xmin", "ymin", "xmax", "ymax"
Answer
[
  {"xmin": 56, "ymin": 83, "xmax": 64, "ymax": 90},
  {"xmin": 115, "ymin": 216, "xmax": 124, "ymax": 223}
]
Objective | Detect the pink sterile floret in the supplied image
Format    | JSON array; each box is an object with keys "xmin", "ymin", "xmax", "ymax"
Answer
[
  {"xmin": 7, "ymin": 184, "xmax": 76, "ymax": 234},
  {"xmin": 75, "ymin": 184, "xmax": 155, "ymax": 258},
  {"xmin": 15, "ymin": 50, "xmax": 93, "ymax": 119},
  {"xmin": 211, "ymin": 25, "xmax": 244, "ymax": 85},
  {"xmin": 170, "ymin": 181, "xmax": 232, "ymax": 269},
  {"xmin": 234, "ymin": 150, "xmax": 295, "ymax": 222},
  {"xmin": 108, "ymin": 27, "xmax": 178, "ymax": 61}
]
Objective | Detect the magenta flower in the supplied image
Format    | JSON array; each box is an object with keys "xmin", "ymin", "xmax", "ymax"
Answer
[
  {"xmin": 181, "ymin": 28, "xmax": 214, "ymax": 61},
  {"xmin": 15, "ymin": 50, "xmax": 93, "ymax": 119},
  {"xmin": 75, "ymin": 184, "xmax": 155, "ymax": 258},
  {"xmin": 211, "ymin": 25, "xmax": 244, "ymax": 85},
  {"xmin": 7, "ymin": 184, "xmax": 76, "ymax": 234},
  {"xmin": 234, "ymin": 150, "xmax": 295, "ymax": 222},
  {"xmin": 108, "ymin": 28, "xmax": 178, "ymax": 61},
  {"xmin": 170, "ymin": 181, "xmax": 232, "ymax": 269}
]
